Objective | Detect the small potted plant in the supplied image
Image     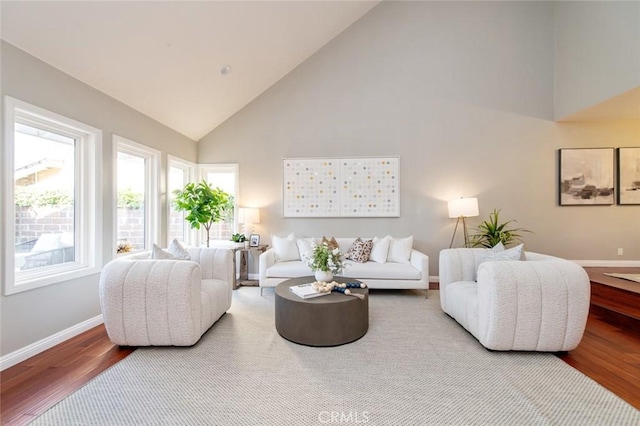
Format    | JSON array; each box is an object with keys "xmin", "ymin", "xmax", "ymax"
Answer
[
  {"xmin": 469, "ymin": 209, "xmax": 531, "ymax": 248},
  {"xmin": 231, "ymin": 233, "xmax": 248, "ymax": 248},
  {"xmin": 304, "ymin": 242, "xmax": 346, "ymax": 282}
]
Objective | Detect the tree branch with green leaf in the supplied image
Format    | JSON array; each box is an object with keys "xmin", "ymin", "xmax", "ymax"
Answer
[{"xmin": 172, "ymin": 181, "xmax": 234, "ymax": 247}]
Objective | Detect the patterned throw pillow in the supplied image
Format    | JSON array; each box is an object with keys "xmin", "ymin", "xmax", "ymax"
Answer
[
  {"xmin": 345, "ymin": 238, "xmax": 373, "ymax": 263},
  {"xmin": 321, "ymin": 236, "xmax": 339, "ymax": 249}
]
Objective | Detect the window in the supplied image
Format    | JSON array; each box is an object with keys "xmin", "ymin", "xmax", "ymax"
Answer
[
  {"xmin": 199, "ymin": 164, "xmax": 239, "ymax": 242},
  {"xmin": 168, "ymin": 156, "xmax": 196, "ymax": 245},
  {"xmin": 114, "ymin": 136, "xmax": 159, "ymax": 254},
  {"xmin": 2, "ymin": 96, "xmax": 102, "ymax": 295}
]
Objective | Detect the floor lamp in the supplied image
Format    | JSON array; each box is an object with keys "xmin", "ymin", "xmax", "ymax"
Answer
[{"xmin": 448, "ymin": 197, "xmax": 479, "ymax": 248}]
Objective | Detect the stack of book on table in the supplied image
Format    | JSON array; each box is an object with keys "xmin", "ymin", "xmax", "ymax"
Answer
[{"xmin": 290, "ymin": 283, "xmax": 330, "ymax": 299}]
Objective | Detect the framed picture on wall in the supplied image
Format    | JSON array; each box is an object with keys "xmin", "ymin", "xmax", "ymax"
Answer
[
  {"xmin": 559, "ymin": 148, "xmax": 615, "ymax": 206},
  {"xmin": 249, "ymin": 234, "xmax": 260, "ymax": 247},
  {"xmin": 617, "ymin": 147, "xmax": 640, "ymax": 205}
]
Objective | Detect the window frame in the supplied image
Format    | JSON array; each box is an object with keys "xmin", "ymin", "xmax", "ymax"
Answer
[
  {"xmin": 114, "ymin": 135, "xmax": 160, "ymax": 255},
  {"xmin": 167, "ymin": 155, "xmax": 196, "ymax": 246},
  {"xmin": 2, "ymin": 96, "xmax": 103, "ymax": 295},
  {"xmin": 198, "ymin": 163, "xmax": 239, "ymax": 245}
]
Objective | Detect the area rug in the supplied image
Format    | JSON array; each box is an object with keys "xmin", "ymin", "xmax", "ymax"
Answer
[
  {"xmin": 604, "ymin": 273, "xmax": 640, "ymax": 284},
  {"xmin": 32, "ymin": 289, "xmax": 639, "ymax": 425}
]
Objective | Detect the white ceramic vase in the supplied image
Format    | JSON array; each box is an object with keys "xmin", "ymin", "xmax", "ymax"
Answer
[{"xmin": 314, "ymin": 270, "xmax": 333, "ymax": 283}]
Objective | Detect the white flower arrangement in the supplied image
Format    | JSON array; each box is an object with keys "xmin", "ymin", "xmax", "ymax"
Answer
[{"xmin": 304, "ymin": 242, "xmax": 346, "ymax": 274}]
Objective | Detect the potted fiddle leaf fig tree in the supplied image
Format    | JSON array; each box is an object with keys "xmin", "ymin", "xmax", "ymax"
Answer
[
  {"xmin": 173, "ymin": 180, "xmax": 234, "ymax": 247},
  {"xmin": 469, "ymin": 209, "xmax": 531, "ymax": 248}
]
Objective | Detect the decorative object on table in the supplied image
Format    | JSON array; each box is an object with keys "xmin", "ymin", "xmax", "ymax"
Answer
[
  {"xmin": 469, "ymin": 209, "xmax": 531, "ymax": 248},
  {"xmin": 559, "ymin": 148, "xmax": 615, "ymax": 205},
  {"xmin": 239, "ymin": 207, "xmax": 260, "ymax": 236},
  {"xmin": 301, "ymin": 280, "xmax": 367, "ymax": 300},
  {"xmin": 283, "ymin": 157, "xmax": 400, "ymax": 218},
  {"xmin": 172, "ymin": 180, "xmax": 234, "ymax": 247},
  {"xmin": 289, "ymin": 282, "xmax": 331, "ymax": 299},
  {"xmin": 232, "ymin": 233, "xmax": 248, "ymax": 248},
  {"xmin": 304, "ymin": 241, "xmax": 346, "ymax": 283},
  {"xmin": 249, "ymin": 234, "xmax": 260, "ymax": 247},
  {"xmin": 116, "ymin": 240, "xmax": 132, "ymax": 254},
  {"xmin": 231, "ymin": 233, "xmax": 246, "ymax": 242},
  {"xmin": 447, "ymin": 197, "xmax": 479, "ymax": 248},
  {"xmin": 617, "ymin": 147, "xmax": 640, "ymax": 205}
]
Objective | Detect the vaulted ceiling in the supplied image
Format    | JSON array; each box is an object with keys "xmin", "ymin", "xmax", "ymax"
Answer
[{"xmin": 1, "ymin": 1, "xmax": 378, "ymax": 140}]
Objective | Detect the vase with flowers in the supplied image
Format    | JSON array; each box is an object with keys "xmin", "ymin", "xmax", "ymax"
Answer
[{"xmin": 305, "ymin": 241, "xmax": 346, "ymax": 282}]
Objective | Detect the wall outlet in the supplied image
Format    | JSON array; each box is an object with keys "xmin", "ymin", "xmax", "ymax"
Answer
[{"xmin": 617, "ymin": 248, "xmax": 624, "ymax": 256}]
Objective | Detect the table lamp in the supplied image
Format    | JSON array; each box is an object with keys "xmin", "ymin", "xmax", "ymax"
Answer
[
  {"xmin": 448, "ymin": 197, "xmax": 479, "ymax": 248},
  {"xmin": 238, "ymin": 207, "xmax": 260, "ymax": 237}
]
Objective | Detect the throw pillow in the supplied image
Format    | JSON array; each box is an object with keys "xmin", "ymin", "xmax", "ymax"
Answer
[
  {"xmin": 296, "ymin": 237, "xmax": 315, "ymax": 261},
  {"xmin": 369, "ymin": 236, "xmax": 391, "ymax": 264},
  {"xmin": 478, "ymin": 243, "xmax": 525, "ymax": 270},
  {"xmin": 167, "ymin": 239, "xmax": 190, "ymax": 260},
  {"xmin": 387, "ymin": 236, "xmax": 413, "ymax": 263},
  {"xmin": 151, "ymin": 244, "xmax": 176, "ymax": 260},
  {"xmin": 491, "ymin": 242, "xmax": 505, "ymax": 252},
  {"xmin": 321, "ymin": 236, "xmax": 339, "ymax": 250},
  {"xmin": 345, "ymin": 238, "xmax": 373, "ymax": 263},
  {"xmin": 272, "ymin": 233, "xmax": 300, "ymax": 262}
]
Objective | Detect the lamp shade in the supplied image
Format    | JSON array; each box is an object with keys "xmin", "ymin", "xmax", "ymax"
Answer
[
  {"xmin": 239, "ymin": 207, "xmax": 260, "ymax": 224},
  {"xmin": 448, "ymin": 197, "xmax": 479, "ymax": 218}
]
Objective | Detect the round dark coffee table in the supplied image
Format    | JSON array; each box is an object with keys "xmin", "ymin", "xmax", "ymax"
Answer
[{"xmin": 275, "ymin": 276, "xmax": 369, "ymax": 347}]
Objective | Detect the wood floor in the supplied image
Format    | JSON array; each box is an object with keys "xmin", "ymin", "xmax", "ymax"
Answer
[
  {"xmin": 0, "ymin": 325, "xmax": 134, "ymax": 426},
  {"xmin": 2, "ymin": 277, "xmax": 639, "ymax": 425}
]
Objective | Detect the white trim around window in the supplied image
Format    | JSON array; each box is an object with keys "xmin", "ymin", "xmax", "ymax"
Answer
[
  {"xmin": 167, "ymin": 155, "xmax": 196, "ymax": 246},
  {"xmin": 114, "ymin": 135, "xmax": 160, "ymax": 255},
  {"xmin": 2, "ymin": 96, "xmax": 103, "ymax": 295}
]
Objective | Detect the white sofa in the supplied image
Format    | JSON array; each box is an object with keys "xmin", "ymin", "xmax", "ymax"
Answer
[
  {"xmin": 439, "ymin": 247, "xmax": 590, "ymax": 352},
  {"xmin": 99, "ymin": 247, "xmax": 234, "ymax": 346},
  {"xmin": 259, "ymin": 236, "xmax": 429, "ymax": 295}
]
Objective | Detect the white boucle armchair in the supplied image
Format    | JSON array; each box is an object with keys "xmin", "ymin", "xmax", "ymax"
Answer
[
  {"xmin": 439, "ymin": 248, "xmax": 590, "ymax": 352},
  {"xmin": 99, "ymin": 248, "xmax": 233, "ymax": 346}
]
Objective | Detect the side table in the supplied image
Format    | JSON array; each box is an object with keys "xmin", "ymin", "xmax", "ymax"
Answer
[{"xmin": 233, "ymin": 244, "xmax": 269, "ymax": 289}]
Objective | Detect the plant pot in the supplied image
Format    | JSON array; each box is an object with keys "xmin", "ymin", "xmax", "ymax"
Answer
[{"xmin": 314, "ymin": 270, "xmax": 333, "ymax": 283}]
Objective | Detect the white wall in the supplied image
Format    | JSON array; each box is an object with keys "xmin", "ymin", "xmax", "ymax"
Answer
[
  {"xmin": 198, "ymin": 1, "xmax": 639, "ymax": 276},
  {"xmin": 554, "ymin": 1, "xmax": 640, "ymax": 120},
  {"xmin": 0, "ymin": 41, "xmax": 197, "ymax": 357}
]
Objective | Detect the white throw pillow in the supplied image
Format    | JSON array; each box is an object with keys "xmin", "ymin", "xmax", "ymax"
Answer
[
  {"xmin": 491, "ymin": 242, "xmax": 505, "ymax": 252},
  {"xmin": 151, "ymin": 244, "xmax": 176, "ymax": 260},
  {"xmin": 296, "ymin": 237, "xmax": 315, "ymax": 261},
  {"xmin": 387, "ymin": 236, "xmax": 413, "ymax": 263},
  {"xmin": 370, "ymin": 236, "xmax": 391, "ymax": 264},
  {"xmin": 167, "ymin": 239, "xmax": 190, "ymax": 260},
  {"xmin": 272, "ymin": 233, "xmax": 300, "ymax": 262},
  {"xmin": 479, "ymin": 243, "xmax": 525, "ymax": 268}
]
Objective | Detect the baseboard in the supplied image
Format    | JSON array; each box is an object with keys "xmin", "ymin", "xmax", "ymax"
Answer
[
  {"xmin": 429, "ymin": 275, "xmax": 439, "ymax": 283},
  {"xmin": 573, "ymin": 260, "xmax": 640, "ymax": 267},
  {"xmin": 249, "ymin": 273, "xmax": 259, "ymax": 280},
  {"xmin": 0, "ymin": 314, "xmax": 103, "ymax": 371}
]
